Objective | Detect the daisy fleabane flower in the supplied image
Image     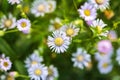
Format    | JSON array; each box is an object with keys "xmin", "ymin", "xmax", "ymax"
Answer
[
  {"xmin": 98, "ymin": 59, "xmax": 113, "ymax": 74},
  {"xmin": 17, "ymin": 18, "xmax": 31, "ymax": 33},
  {"xmin": 60, "ymin": 23, "xmax": 80, "ymax": 38},
  {"xmin": 0, "ymin": 13, "xmax": 16, "ymax": 30},
  {"xmin": 31, "ymin": 0, "xmax": 49, "ymax": 17},
  {"xmin": 88, "ymin": 0, "xmax": 110, "ymax": 11},
  {"xmin": 47, "ymin": 65, "xmax": 59, "ymax": 80},
  {"xmin": 78, "ymin": 2, "xmax": 97, "ymax": 21},
  {"xmin": 7, "ymin": 0, "xmax": 22, "ymax": 5},
  {"xmin": 47, "ymin": 0, "xmax": 56, "ymax": 13},
  {"xmin": 47, "ymin": 30, "xmax": 70, "ymax": 53},
  {"xmin": 28, "ymin": 64, "xmax": 48, "ymax": 80},
  {"xmin": 71, "ymin": 48, "xmax": 91, "ymax": 69},
  {"xmin": 25, "ymin": 52, "xmax": 43, "ymax": 68}
]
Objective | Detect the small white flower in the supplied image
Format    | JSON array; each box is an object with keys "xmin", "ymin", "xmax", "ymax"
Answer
[
  {"xmin": 107, "ymin": 30, "xmax": 118, "ymax": 41},
  {"xmin": 0, "ymin": 13, "xmax": 16, "ymax": 30},
  {"xmin": 31, "ymin": 0, "xmax": 49, "ymax": 17},
  {"xmin": 17, "ymin": 18, "xmax": 31, "ymax": 32},
  {"xmin": 71, "ymin": 48, "xmax": 91, "ymax": 69},
  {"xmin": 7, "ymin": 0, "xmax": 22, "ymax": 5},
  {"xmin": 47, "ymin": 0, "xmax": 56, "ymax": 13},
  {"xmin": 116, "ymin": 48, "xmax": 120, "ymax": 65},
  {"xmin": 47, "ymin": 65, "xmax": 58, "ymax": 80},
  {"xmin": 88, "ymin": 0, "xmax": 110, "ymax": 11},
  {"xmin": 48, "ymin": 17, "xmax": 62, "ymax": 32},
  {"xmin": 25, "ymin": 53, "xmax": 43, "ymax": 68},
  {"xmin": 78, "ymin": 2, "xmax": 97, "ymax": 21},
  {"xmin": 47, "ymin": 30, "xmax": 70, "ymax": 53},
  {"xmin": 0, "ymin": 57, "xmax": 12, "ymax": 71},
  {"xmin": 28, "ymin": 64, "xmax": 48, "ymax": 80},
  {"xmin": 98, "ymin": 59, "xmax": 113, "ymax": 74},
  {"xmin": 60, "ymin": 23, "xmax": 79, "ymax": 38}
]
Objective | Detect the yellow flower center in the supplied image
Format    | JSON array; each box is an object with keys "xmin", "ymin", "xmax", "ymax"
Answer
[
  {"xmin": 102, "ymin": 63, "xmax": 108, "ymax": 68},
  {"xmin": 21, "ymin": 22, "xmax": 27, "ymax": 28},
  {"xmin": 77, "ymin": 55, "xmax": 84, "ymax": 62},
  {"xmin": 54, "ymin": 22, "xmax": 61, "ymax": 29},
  {"xmin": 95, "ymin": 0, "xmax": 104, "ymax": 5},
  {"xmin": 84, "ymin": 9, "xmax": 91, "ymax": 16},
  {"xmin": 34, "ymin": 69, "xmax": 42, "ymax": 76},
  {"xmin": 54, "ymin": 37, "xmax": 64, "ymax": 46},
  {"xmin": 4, "ymin": 19, "xmax": 12, "ymax": 27},
  {"xmin": 37, "ymin": 4, "xmax": 45, "ymax": 12},
  {"xmin": 96, "ymin": 26, "xmax": 102, "ymax": 34},
  {"xmin": 48, "ymin": 68, "xmax": 53, "ymax": 76},
  {"xmin": 49, "ymin": 3, "xmax": 53, "ymax": 11},
  {"xmin": 66, "ymin": 28, "xmax": 74, "ymax": 36},
  {"xmin": 31, "ymin": 61, "xmax": 38, "ymax": 65},
  {"xmin": 3, "ymin": 61, "xmax": 9, "ymax": 67}
]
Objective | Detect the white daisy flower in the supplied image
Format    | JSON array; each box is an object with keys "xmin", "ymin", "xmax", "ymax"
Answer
[
  {"xmin": 71, "ymin": 48, "xmax": 91, "ymax": 69},
  {"xmin": 91, "ymin": 19, "xmax": 107, "ymax": 33},
  {"xmin": 25, "ymin": 53, "xmax": 43, "ymax": 68},
  {"xmin": 98, "ymin": 59, "xmax": 113, "ymax": 74},
  {"xmin": 88, "ymin": 0, "xmax": 110, "ymax": 11},
  {"xmin": 78, "ymin": 2, "xmax": 97, "ymax": 21},
  {"xmin": 47, "ymin": 65, "xmax": 58, "ymax": 80},
  {"xmin": 0, "ymin": 13, "xmax": 16, "ymax": 30},
  {"xmin": 0, "ymin": 57, "xmax": 12, "ymax": 71},
  {"xmin": 28, "ymin": 64, "xmax": 48, "ymax": 80},
  {"xmin": 47, "ymin": 30, "xmax": 70, "ymax": 53},
  {"xmin": 60, "ymin": 23, "xmax": 80, "ymax": 38},
  {"xmin": 17, "ymin": 18, "xmax": 31, "ymax": 32},
  {"xmin": 47, "ymin": 0, "xmax": 56, "ymax": 13},
  {"xmin": 7, "ymin": 0, "xmax": 22, "ymax": 5},
  {"xmin": 48, "ymin": 17, "xmax": 62, "ymax": 32},
  {"xmin": 31, "ymin": 0, "xmax": 49, "ymax": 17},
  {"xmin": 116, "ymin": 48, "xmax": 120, "ymax": 65}
]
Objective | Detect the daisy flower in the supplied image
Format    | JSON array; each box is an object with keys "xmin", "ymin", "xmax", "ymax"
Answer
[
  {"xmin": 97, "ymin": 40, "xmax": 113, "ymax": 54},
  {"xmin": 25, "ymin": 53, "xmax": 43, "ymax": 68},
  {"xmin": 71, "ymin": 48, "xmax": 91, "ymax": 69},
  {"xmin": 31, "ymin": 0, "xmax": 49, "ymax": 17},
  {"xmin": 98, "ymin": 59, "xmax": 113, "ymax": 74},
  {"xmin": 47, "ymin": 30, "xmax": 70, "ymax": 53},
  {"xmin": 91, "ymin": 19, "xmax": 107, "ymax": 34},
  {"xmin": 60, "ymin": 23, "xmax": 80, "ymax": 38},
  {"xmin": 47, "ymin": 65, "xmax": 59, "ymax": 80},
  {"xmin": 7, "ymin": 0, "xmax": 22, "ymax": 5},
  {"xmin": 17, "ymin": 18, "xmax": 31, "ymax": 33},
  {"xmin": 78, "ymin": 2, "xmax": 97, "ymax": 21},
  {"xmin": 48, "ymin": 17, "xmax": 62, "ymax": 32},
  {"xmin": 88, "ymin": 0, "xmax": 110, "ymax": 11},
  {"xmin": 0, "ymin": 13, "xmax": 16, "ymax": 30},
  {"xmin": 116, "ymin": 48, "xmax": 120, "ymax": 65},
  {"xmin": 0, "ymin": 57, "xmax": 12, "ymax": 71},
  {"xmin": 107, "ymin": 30, "xmax": 117, "ymax": 41},
  {"xmin": 47, "ymin": 0, "xmax": 56, "ymax": 13},
  {"xmin": 28, "ymin": 64, "xmax": 48, "ymax": 80}
]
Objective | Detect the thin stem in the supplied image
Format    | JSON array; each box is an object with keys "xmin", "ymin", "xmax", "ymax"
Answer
[
  {"xmin": 17, "ymin": 75, "xmax": 30, "ymax": 79},
  {"xmin": 73, "ymin": 0, "xmax": 78, "ymax": 10},
  {"xmin": 5, "ymin": 29, "xmax": 19, "ymax": 34}
]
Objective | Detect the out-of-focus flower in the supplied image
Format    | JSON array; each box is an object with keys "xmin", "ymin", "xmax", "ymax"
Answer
[
  {"xmin": 47, "ymin": 0, "xmax": 56, "ymax": 13},
  {"xmin": 17, "ymin": 18, "xmax": 31, "ymax": 33},
  {"xmin": 0, "ymin": 75, "xmax": 6, "ymax": 80},
  {"xmin": 31, "ymin": 0, "xmax": 49, "ymax": 17},
  {"xmin": 88, "ymin": 0, "xmax": 110, "ymax": 11},
  {"xmin": 71, "ymin": 48, "xmax": 91, "ymax": 69},
  {"xmin": 91, "ymin": 19, "xmax": 107, "ymax": 34},
  {"xmin": 98, "ymin": 59, "xmax": 113, "ymax": 74},
  {"xmin": 86, "ymin": 20, "xmax": 94, "ymax": 26},
  {"xmin": 104, "ymin": 9, "xmax": 114, "ymax": 19},
  {"xmin": 78, "ymin": 2, "xmax": 97, "ymax": 21},
  {"xmin": 28, "ymin": 64, "xmax": 48, "ymax": 80},
  {"xmin": 25, "ymin": 53, "xmax": 43, "ymax": 68},
  {"xmin": 60, "ymin": 23, "xmax": 80, "ymax": 38},
  {"xmin": 7, "ymin": 0, "xmax": 22, "ymax": 5},
  {"xmin": 107, "ymin": 30, "xmax": 117, "ymax": 42},
  {"xmin": 0, "ymin": 57, "xmax": 12, "ymax": 71},
  {"xmin": 48, "ymin": 17, "xmax": 62, "ymax": 32},
  {"xmin": 47, "ymin": 65, "xmax": 58, "ymax": 80},
  {"xmin": 0, "ymin": 13, "xmax": 16, "ymax": 30},
  {"xmin": 47, "ymin": 30, "xmax": 70, "ymax": 53},
  {"xmin": 86, "ymin": 62, "xmax": 93, "ymax": 70},
  {"xmin": 97, "ymin": 40, "xmax": 113, "ymax": 54},
  {"xmin": 116, "ymin": 48, "xmax": 120, "ymax": 65}
]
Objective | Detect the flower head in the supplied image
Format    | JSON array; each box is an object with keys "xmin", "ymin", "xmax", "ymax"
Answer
[
  {"xmin": 71, "ymin": 48, "xmax": 91, "ymax": 69},
  {"xmin": 47, "ymin": 0, "xmax": 56, "ymax": 13},
  {"xmin": 7, "ymin": 0, "xmax": 22, "ymax": 5},
  {"xmin": 47, "ymin": 30, "xmax": 70, "ymax": 53},
  {"xmin": 107, "ymin": 30, "xmax": 117, "ymax": 41},
  {"xmin": 78, "ymin": 2, "xmax": 97, "ymax": 21}
]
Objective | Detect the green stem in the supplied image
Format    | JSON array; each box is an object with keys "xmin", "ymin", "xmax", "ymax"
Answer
[
  {"xmin": 17, "ymin": 75, "xmax": 30, "ymax": 79},
  {"xmin": 5, "ymin": 29, "xmax": 19, "ymax": 34},
  {"xmin": 73, "ymin": 0, "xmax": 78, "ymax": 10}
]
